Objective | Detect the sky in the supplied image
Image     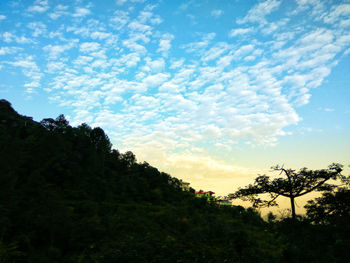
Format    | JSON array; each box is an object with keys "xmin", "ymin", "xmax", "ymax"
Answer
[{"xmin": 1, "ymin": 0, "xmax": 350, "ymax": 209}]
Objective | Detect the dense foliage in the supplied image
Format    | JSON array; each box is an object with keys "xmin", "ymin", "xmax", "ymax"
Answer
[
  {"xmin": 305, "ymin": 174, "xmax": 350, "ymax": 225},
  {"xmin": 228, "ymin": 164, "xmax": 344, "ymax": 219},
  {"xmin": 0, "ymin": 99, "xmax": 349, "ymax": 262}
]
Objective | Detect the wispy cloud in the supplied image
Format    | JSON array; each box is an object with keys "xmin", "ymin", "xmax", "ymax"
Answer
[
  {"xmin": 116, "ymin": 0, "xmax": 145, "ymax": 6},
  {"xmin": 80, "ymin": 42, "xmax": 101, "ymax": 53},
  {"xmin": 1, "ymin": 32, "xmax": 34, "ymax": 44},
  {"xmin": 0, "ymin": 47, "xmax": 22, "ymax": 55},
  {"xmin": 211, "ymin": 9, "xmax": 223, "ymax": 18},
  {"xmin": 44, "ymin": 42, "xmax": 76, "ymax": 59},
  {"xmin": 323, "ymin": 3, "xmax": 350, "ymax": 24},
  {"xmin": 110, "ymin": 10, "xmax": 129, "ymax": 30},
  {"xmin": 229, "ymin": 27, "xmax": 253, "ymax": 37},
  {"xmin": 293, "ymin": 0, "xmax": 325, "ymax": 17},
  {"xmin": 27, "ymin": 22, "xmax": 47, "ymax": 37},
  {"xmin": 49, "ymin": 4, "xmax": 69, "ymax": 19},
  {"xmin": 181, "ymin": 33, "xmax": 216, "ymax": 53},
  {"xmin": 27, "ymin": 0, "xmax": 49, "ymax": 13},
  {"xmin": 91, "ymin": 31, "xmax": 111, "ymax": 40},
  {"xmin": 8, "ymin": 56, "xmax": 42, "ymax": 94},
  {"xmin": 237, "ymin": 0, "xmax": 281, "ymax": 24},
  {"xmin": 73, "ymin": 7, "xmax": 91, "ymax": 18},
  {"xmin": 9, "ymin": 57, "xmax": 38, "ymax": 69}
]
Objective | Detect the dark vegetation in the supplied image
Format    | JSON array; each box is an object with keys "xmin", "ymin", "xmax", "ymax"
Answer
[
  {"xmin": 0, "ymin": 99, "xmax": 349, "ymax": 262},
  {"xmin": 229, "ymin": 164, "xmax": 344, "ymax": 219}
]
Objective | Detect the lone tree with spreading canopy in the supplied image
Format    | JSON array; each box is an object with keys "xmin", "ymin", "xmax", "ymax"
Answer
[{"xmin": 228, "ymin": 163, "xmax": 343, "ymax": 219}]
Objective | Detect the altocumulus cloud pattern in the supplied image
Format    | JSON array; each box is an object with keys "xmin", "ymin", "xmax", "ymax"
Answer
[{"xmin": 0, "ymin": 0, "xmax": 350, "ymax": 186}]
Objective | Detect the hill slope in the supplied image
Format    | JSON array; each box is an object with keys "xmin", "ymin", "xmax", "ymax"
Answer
[
  {"xmin": 0, "ymin": 99, "xmax": 283, "ymax": 262},
  {"xmin": 5, "ymin": 99, "xmax": 349, "ymax": 262}
]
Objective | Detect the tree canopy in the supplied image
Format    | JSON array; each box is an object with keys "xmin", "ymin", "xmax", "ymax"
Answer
[
  {"xmin": 305, "ymin": 172, "xmax": 350, "ymax": 224},
  {"xmin": 228, "ymin": 164, "xmax": 344, "ymax": 219}
]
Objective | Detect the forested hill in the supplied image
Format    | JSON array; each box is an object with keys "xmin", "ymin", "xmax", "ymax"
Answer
[
  {"xmin": 0, "ymin": 99, "xmax": 276, "ymax": 262},
  {"xmin": 0, "ymin": 99, "xmax": 348, "ymax": 262}
]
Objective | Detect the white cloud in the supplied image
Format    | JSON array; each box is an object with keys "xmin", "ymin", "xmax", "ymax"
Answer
[
  {"xmin": 217, "ymin": 55, "xmax": 234, "ymax": 68},
  {"xmin": 80, "ymin": 42, "xmax": 101, "ymax": 52},
  {"xmin": 128, "ymin": 21, "xmax": 151, "ymax": 32},
  {"xmin": 142, "ymin": 57, "xmax": 165, "ymax": 73},
  {"xmin": 202, "ymin": 42, "xmax": 229, "ymax": 62},
  {"xmin": 15, "ymin": 36, "xmax": 33, "ymax": 44},
  {"xmin": 171, "ymin": 66, "xmax": 195, "ymax": 85},
  {"xmin": 157, "ymin": 33, "xmax": 174, "ymax": 56},
  {"xmin": 323, "ymin": 4, "xmax": 350, "ymax": 24},
  {"xmin": 5, "ymin": 0, "xmax": 347, "ymax": 191},
  {"xmin": 233, "ymin": 44, "xmax": 254, "ymax": 58},
  {"xmin": 169, "ymin": 58, "xmax": 185, "ymax": 69},
  {"xmin": 211, "ymin": 9, "xmax": 223, "ymax": 18},
  {"xmin": 0, "ymin": 47, "xmax": 22, "ymax": 55},
  {"xmin": 8, "ymin": 56, "xmax": 42, "ymax": 93},
  {"xmin": 46, "ymin": 61, "xmax": 66, "ymax": 73},
  {"xmin": 73, "ymin": 56, "xmax": 94, "ymax": 66},
  {"xmin": 181, "ymin": 33, "xmax": 216, "ymax": 53},
  {"xmin": 158, "ymin": 82, "xmax": 181, "ymax": 93},
  {"xmin": 116, "ymin": 0, "xmax": 127, "ymax": 5},
  {"xmin": 66, "ymin": 25, "xmax": 90, "ymax": 38},
  {"xmin": 116, "ymin": 0, "xmax": 145, "ymax": 6},
  {"xmin": 24, "ymin": 81, "xmax": 40, "ymax": 88},
  {"xmin": 150, "ymin": 16, "xmax": 162, "ymax": 25},
  {"xmin": 73, "ymin": 7, "xmax": 91, "ymax": 18},
  {"xmin": 229, "ymin": 27, "xmax": 253, "ymax": 37},
  {"xmin": 2, "ymin": 32, "xmax": 12, "ymax": 42},
  {"xmin": 158, "ymin": 39, "xmax": 171, "ymax": 53},
  {"xmin": 28, "ymin": 0, "xmax": 49, "ymax": 13},
  {"xmin": 142, "ymin": 73, "xmax": 170, "ymax": 88},
  {"xmin": 115, "ymin": 52, "xmax": 141, "ymax": 68},
  {"xmin": 91, "ymin": 31, "xmax": 111, "ymax": 40},
  {"xmin": 91, "ymin": 59, "xmax": 108, "ymax": 69},
  {"xmin": 237, "ymin": 0, "xmax": 281, "ymax": 24},
  {"xmin": 203, "ymin": 124, "xmax": 222, "ymax": 138},
  {"xmin": 27, "ymin": 22, "xmax": 47, "ymax": 37},
  {"xmin": 44, "ymin": 43, "xmax": 75, "ymax": 59},
  {"xmin": 9, "ymin": 57, "xmax": 38, "ymax": 70},
  {"xmin": 122, "ymin": 38, "xmax": 147, "ymax": 53},
  {"xmin": 138, "ymin": 11, "xmax": 152, "ymax": 22},
  {"xmin": 203, "ymin": 32, "xmax": 216, "ymax": 41},
  {"xmin": 1, "ymin": 32, "xmax": 33, "ymax": 44},
  {"xmin": 261, "ymin": 19, "xmax": 289, "ymax": 35},
  {"xmin": 110, "ymin": 10, "xmax": 129, "ymax": 30},
  {"xmin": 324, "ymin": 108, "xmax": 335, "ymax": 112},
  {"xmin": 293, "ymin": 0, "xmax": 325, "ymax": 17},
  {"xmin": 49, "ymin": 4, "xmax": 69, "ymax": 19},
  {"xmin": 0, "ymin": 15, "xmax": 6, "ymax": 20}
]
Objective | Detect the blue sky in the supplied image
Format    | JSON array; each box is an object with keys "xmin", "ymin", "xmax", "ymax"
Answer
[{"xmin": 1, "ymin": 0, "xmax": 350, "ymax": 198}]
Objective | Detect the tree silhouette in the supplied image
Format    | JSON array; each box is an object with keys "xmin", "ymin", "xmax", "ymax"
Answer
[
  {"xmin": 305, "ymin": 172, "xmax": 350, "ymax": 224},
  {"xmin": 228, "ymin": 164, "xmax": 343, "ymax": 219},
  {"xmin": 2, "ymin": 98, "xmax": 350, "ymax": 261}
]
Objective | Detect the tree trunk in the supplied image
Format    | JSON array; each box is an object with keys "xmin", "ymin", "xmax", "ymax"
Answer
[{"xmin": 290, "ymin": 196, "xmax": 296, "ymax": 219}]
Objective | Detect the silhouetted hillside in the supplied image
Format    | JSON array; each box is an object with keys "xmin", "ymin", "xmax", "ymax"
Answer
[{"xmin": 0, "ymin": 99, "xmax": 348, "ymax": 262}]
